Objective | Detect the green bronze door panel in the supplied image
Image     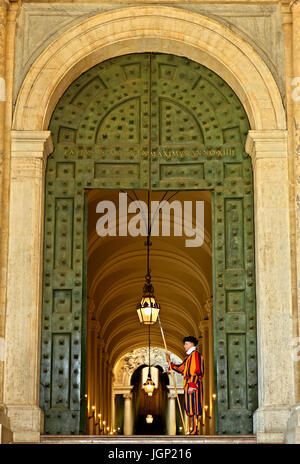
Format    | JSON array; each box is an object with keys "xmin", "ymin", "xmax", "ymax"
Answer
[
  {"xmin": 41, "ymin": 52, "xmax": 257, "ymax": 436},
  {"xmin": 41, "ymin": 54, "xmax": 152, "ymax": 434},
  {"xmin": 149, "ymin": 53, "xmax": 257, "ymax": 434}
]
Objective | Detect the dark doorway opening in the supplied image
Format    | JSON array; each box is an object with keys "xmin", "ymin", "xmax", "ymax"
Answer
[{"xmin": 131, "ymin": 365, "xmax": 169, "ymax": 435}]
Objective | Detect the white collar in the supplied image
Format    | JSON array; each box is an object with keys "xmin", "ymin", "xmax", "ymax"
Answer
[{"xmin": 186, "ymin": 346, "xmax": 196, "ymax": 356}]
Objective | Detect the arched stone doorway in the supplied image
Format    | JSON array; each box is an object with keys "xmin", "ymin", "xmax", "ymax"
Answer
[
  {"xmin": 5, "ymin": 7, "xmax": 292, "ymax": 443},
  {"xmin": 40, "ymin": 51, "xmax": 256, "ymax": 436},
  {"xmin": 113, "ymin": 347, "xmax": 185, "ymax": 436},
  {"xmin": 131, "ymin": 365, "xmax": 168, "ymax": 435}
]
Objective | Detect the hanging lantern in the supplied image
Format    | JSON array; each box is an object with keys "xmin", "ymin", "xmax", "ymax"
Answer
[
  {"xmin": 136, "ymin": 189, "xmax": 160, "ymax": 325},
  {"xmin": 137, "ymin": 274, "xmax": 160, "ymax": 325},
  {"xmin": 146, "ymin": 414, "xmax": 154, "ymax": 424},
  {"xmin": 143, "ymin": 376, "xmax": 155, "ymax": 396},
  {"xmin": 142, "ymin": 326, "xmax": 155, "ymax": 396}
]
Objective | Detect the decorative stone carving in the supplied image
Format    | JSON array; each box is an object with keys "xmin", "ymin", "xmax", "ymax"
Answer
[
  {"xmin": 204, "ymin": 297, "xmax": 213, "ymax": 318},
  {"xmin": 113, "ymin": 347, "xmax": 183, "ymax": 388}
]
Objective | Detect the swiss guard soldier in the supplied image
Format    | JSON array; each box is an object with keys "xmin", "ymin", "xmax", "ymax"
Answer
[{"xmin": 166, "ymin": 336, "xmax": 204, "ymax": 435}]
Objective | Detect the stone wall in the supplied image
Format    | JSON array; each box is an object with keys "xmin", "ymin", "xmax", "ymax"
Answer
[{"xmin": 13, "ymin": 2, "xmax": 285, "ymax": 104}]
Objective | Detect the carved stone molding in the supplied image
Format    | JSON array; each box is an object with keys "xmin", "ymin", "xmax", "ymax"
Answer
[
  {"xmin": 113, "ymin": 346, "xmax": 183, "ymax": 388},
  {"xmin": 289, "ymin": 0, "xmax": 300, "ymax": 10},
  {"xmin": 204, "ymin": 297, "xmax": 213, "ymax": 318},
  {"xmin": 10, "ymin": 130, "xmax": 53, "ymax": 178},
  {"xmin": 245, "ymin": 130, "xmax": 288, "ymax": 169},
  {"xmin": 199, "ymin": 319, "xmax": 209, "ymax": 336},
  {"xmin": 13, "ymin": 3, "xmax": 286, "ymax": 104}
]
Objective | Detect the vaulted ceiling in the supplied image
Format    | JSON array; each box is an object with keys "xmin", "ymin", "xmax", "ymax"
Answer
[{"xmin": 87, "ymin": 189, "xmax": 212, "ymax": 366}]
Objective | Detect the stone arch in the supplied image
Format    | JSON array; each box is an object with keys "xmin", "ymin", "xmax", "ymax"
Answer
[
  {"xmin": 12, "ymin": 5, "xmax": 286, "ymax": 132},
  {"xmin": 4, "ymin": 5, "xmax": 294, "ymax": 443},
  {"xmin": 113, "ymin": 347, "xmax": 183, "ymax": 435},
  {"xmin": 113, "ymin": 347, "xmax": 183, "ymax": 388}
]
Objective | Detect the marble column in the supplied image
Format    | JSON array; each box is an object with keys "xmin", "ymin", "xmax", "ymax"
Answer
[
  {"xmin": 281, "ymin": 2, "xmax": 298, "ymax": 337},
  {"xmin": 111, "ymin": 374, "xmax": 115, "ymax": 433},
  {"xmin": 0, "ymin": 1, "xmax": 18, "ymax": 444},
  {"xmin": 108, "ymin": 365, "xmax": 112, "ymax": 433},
  {"xmin": 106, "ymin": 360, "xmax": 110, "ymax": 431},
  {"xmin": 284, "ymin": 0, "xmax": 300, "ymax": 443},
  {"xmin": 184, "ymin": 411, "xmax": 188, "ymax": 434},
  {"xmin": 200, "ymin": 319, "xmax": 209, "ymax": 434},
  {"xmin": 98, "ymin": 340, "xmax": 104, "ymax": 424},
  {"xmin": 103, "ymin": 351, "xmax": 108, "ymax": 425},
  {"xmin": 93, "ymin": 324, "xmax": 100, "ymax": 421},
  {"xmin": 96, "ymin": 338, "xmax": 102, "ymax": 431},
  {"xmin": 0, "ymin": 0, "xmax": 6, "ymax": 267},
  {"xmin": 205, "ymin": 297, "xmax": 215, "ymax": 434},
  {"xmin": 245, "ymin": 130, "xmax": 294, "ymax": 443},
  {"xmin": 197, "ymin": 336, "xmax": 204, "ymax": 435},
  {"xmin": 123, "ymin": 392, "xmax": 133, "ymax": 435},
  {"xmin": 3, "ymin": 131, "xmax": 53, "ymax": 442},
  {"xmin": 87, "ymin": 317, "xmax": 99, "ymax": 435},
  {"xmin": 86, "ymin": 299, "xmax": 94, "ymax": 433},
  {"xmin": 0, "ymin": 0, "xmax": 8, "ymax": 443},
  {"xmin": 167, "ymin": 390, "xmax": 177, "ymax": 435}
]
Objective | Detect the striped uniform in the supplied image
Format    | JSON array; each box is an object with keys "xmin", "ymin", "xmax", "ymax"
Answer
[{"xmin": 170, "ymin": 350, "xmax": 204, "ymax": 434}]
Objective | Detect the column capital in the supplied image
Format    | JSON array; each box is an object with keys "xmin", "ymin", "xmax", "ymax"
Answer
[
  {"xmin": 113, "ymin": 386, "xmax": 133, "ymax": 395},
  {"xmin": 199, "ymin": 319, "xmax": 209, "ymax": 333},
  {"xmin": 10, "ymin": 131, "xmax": 53, "ymax": 179},
  {"xmin": 11, "ymin": 130, "xmax": 53, "ymax": 159},
  {"xmin": 167, "ymin": 386, "xmax": 184, "ymax": 395},
  {"xmin": 280, "ymin": 2, "xmax": 292, "ymax": 24},
  {"xmin": 245, "ymin": 130, "xmax": 288, "ymax": 164},
  {"xmin": 123, "ymin": 392, "xmax": 133, "ymax": 400},
  {"xmin": 88, "ymin": 319, "xmax": 100, "ymax": 333}
]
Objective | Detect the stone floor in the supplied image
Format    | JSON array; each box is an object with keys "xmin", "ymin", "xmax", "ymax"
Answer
[{"xmin": 39, "ymin": 434, "xmax": 257, "ymax": 444}]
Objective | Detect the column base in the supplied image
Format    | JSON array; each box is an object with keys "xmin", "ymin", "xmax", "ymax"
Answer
[
  {"xmin": 253, "ymin": 406, "xmax": 290, "ymax": 443},
  {"xmin": 6, "ymin": 405, "xmax": 44, "ymax": 443},
  {"xmin": 285, "ymin": 403, "xmax": 300, "ymax": 444},
  {"xmin": 0, "ymin": 407, "xmax": 13, "ymax": 443}
]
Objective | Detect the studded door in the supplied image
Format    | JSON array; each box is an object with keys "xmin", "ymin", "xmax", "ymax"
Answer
[
  {"xmin": 149, "ymin": 54, "xmax": 257, "ymax": 435},
  {"xmin": 41, "ymin": 53, "xmax": 257, "ymax": 435}
]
